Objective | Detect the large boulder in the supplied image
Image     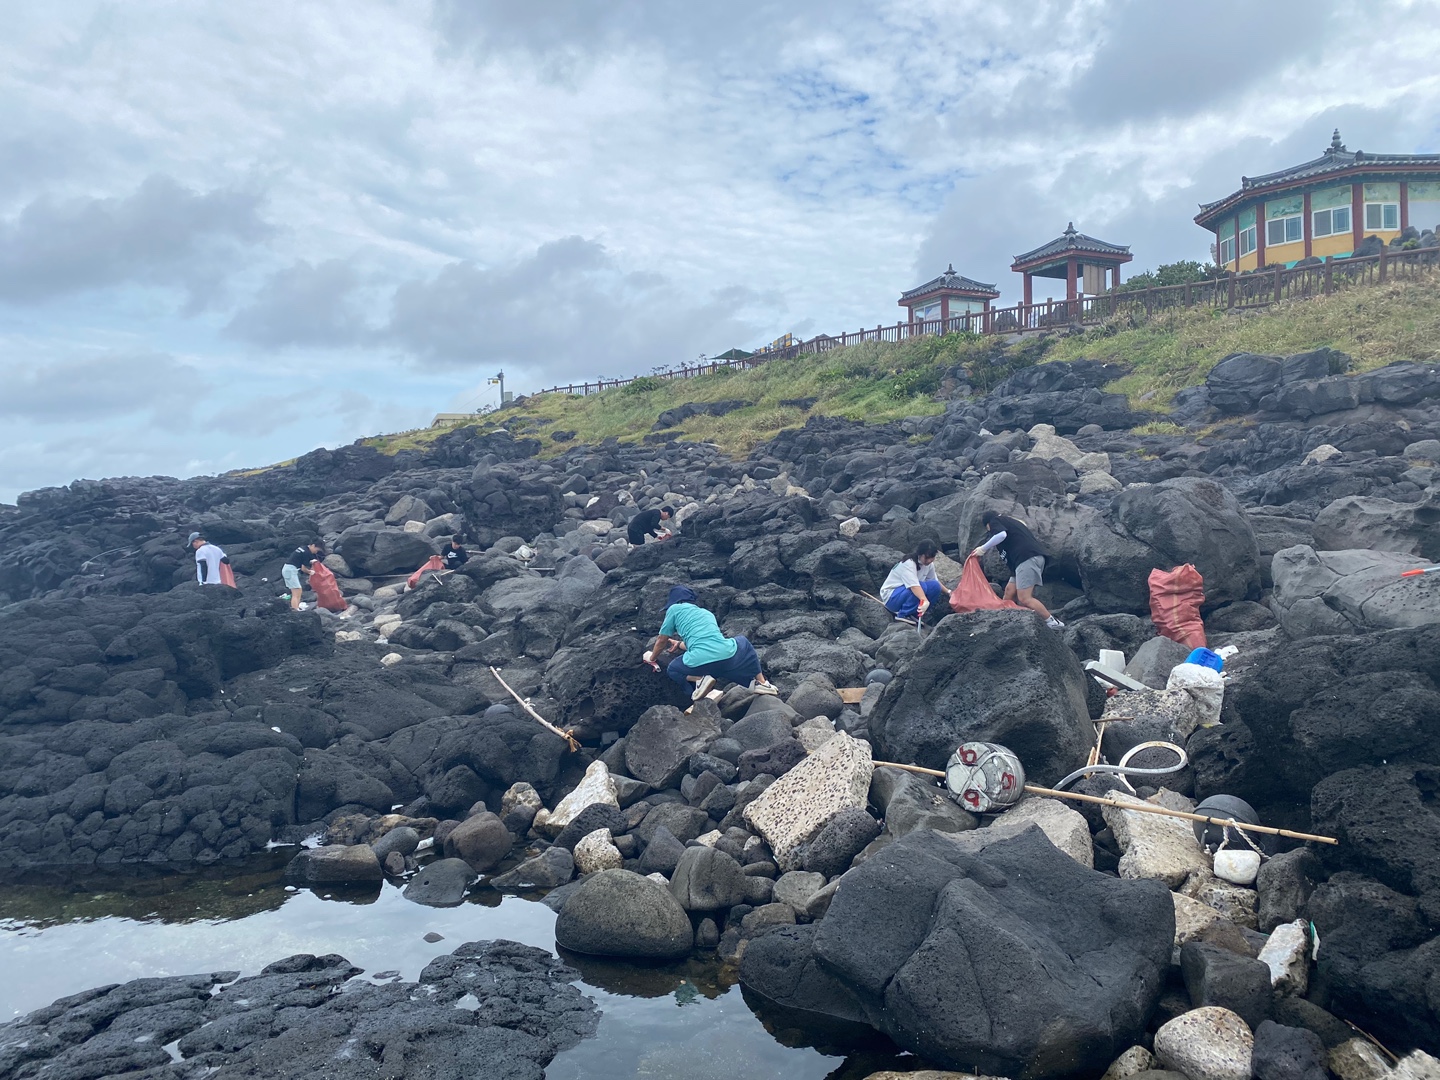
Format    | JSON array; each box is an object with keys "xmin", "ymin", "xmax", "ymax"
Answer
[
  {"xmin": 624, "ymin": 705, "xmax": 722, "ymax": 789},
  {"xmin": 739, "ymin": 828, "xmax": 1174, "ymax": 1078},
  {"xmin": 283, "ymin": 844, "xmax": 383, "ymax": 886},
  {"xmin": 1270, "ymin": 547, "xmax": 1440, "ymax": 637},
  {"xmin": 668, "ymin": 845, "xmax": 748, "ymax": 911},
  {"xmin": 553, "ymin": 869, "xmax": 693, "ymax": 959},
  {"xmin": 744, "ymin": 731, "xmax": 874, "ymax": 870},
  {"xmin": 544, "ymin": 631, "xmax": 692, "ymax": 738},
  {"xmin": 1313, "ymin": 495, "xmax": 1440, "ymax": 559},
  {"xmin": 1206, "ymin": 353, "xmax": 1283, "ymax": 414},
  {"xmin": 871, "ymin": 610, "xmax": 1092, "ymax": 785},
  {"xmin": 443, "ymin": 812, "xmax": 513, "ymax": 871},
  {"xmin": 1076, "ymin": 478, "xmax": 1262, "ymax": 613},
  {"xmin": 334, "ymin": 523, "xmax": 438, "ymax": 577}
]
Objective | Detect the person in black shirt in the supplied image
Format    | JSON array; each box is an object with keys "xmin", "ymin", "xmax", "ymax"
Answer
[
  {"xmin": 970, "ymin": 510, "xmax": 1064, "ymax": 629},
  {"xmin": 282, "ymin": 541, "xmax": 323, "ymax": 611},
  {"xmin": 627, "ymin": 505, "xmax": 674, "ymax": 547},
  {"xmin": 443, "ymin": 538, "xmax": 469, "ymax": 570}
]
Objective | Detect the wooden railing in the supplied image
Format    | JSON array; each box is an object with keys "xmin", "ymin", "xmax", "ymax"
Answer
[{"xmin": 531, "ymin": 246, "xmax": 1438, "ymax": 397}]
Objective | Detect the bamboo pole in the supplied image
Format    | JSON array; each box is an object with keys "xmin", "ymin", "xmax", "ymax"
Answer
[
  {"xmin": 489, "ymin": 667, "xmax": 581, "ymax": 752},
  {"xmin": 870, "ymin": 761, "xmax": 1339, "ymax": 845}
]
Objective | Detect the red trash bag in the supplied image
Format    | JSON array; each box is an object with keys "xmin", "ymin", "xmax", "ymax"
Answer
[
  {"xmin": 1149, "ymin": 564, "xmax": 1206, "ymax": 648},
  {"xmin": 406, "ymin": 555, "xmax": 446, "ymax": 590},
  {"xmin": 948, "ymin": 554, "xmax": 1023, "ymax": 614},
  {"xmin": 218, "ymin": 561, "xmax": 237, "ymax": 588},
  {"xmin": 309, "ymin": 563, "xmax": 348, "ymax": 612}
]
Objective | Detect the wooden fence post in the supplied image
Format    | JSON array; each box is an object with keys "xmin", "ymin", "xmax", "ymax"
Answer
[
  {"xmin": 1273, "ymin": 265, "xmax": 1283, "ymax": 303},
  {"xmin": 1379, "ymin": 245, "xmax": 1388, "ymax": 284},
  {"xmin": 1324, "ymin": 261, "xmax": 1333, "ymax": 296},
  {"xmin": 1227, "ymin": 273, "xmax": 1237, "ymax": 308}
]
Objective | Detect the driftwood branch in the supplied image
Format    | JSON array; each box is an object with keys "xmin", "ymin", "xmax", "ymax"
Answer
[{"xmin": 488, "ymin": 666, "xmax": 580, "ymax": 752}]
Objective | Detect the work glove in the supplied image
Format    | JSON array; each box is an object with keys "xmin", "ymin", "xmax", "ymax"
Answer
[{"xmin": 918, "ymin": 599, "xmax": 930, "ymax": 617}]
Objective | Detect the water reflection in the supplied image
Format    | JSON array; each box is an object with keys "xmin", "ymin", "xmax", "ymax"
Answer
[{"xmin": 0, "ymin": 859, "xmax": 920, "ymax": 1079}]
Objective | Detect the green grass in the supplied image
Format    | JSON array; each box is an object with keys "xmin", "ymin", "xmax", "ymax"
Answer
[
  {"xmin": 1046, "ymin": 277, "xmax": 1440, "ymax": 407},
  {"xmin": 352, "ymin": 276, "xmax": 1440, "ymax": 462}
]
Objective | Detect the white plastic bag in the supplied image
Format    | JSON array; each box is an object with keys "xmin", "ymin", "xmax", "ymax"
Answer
[{"xmin": 1166, "ymin": 662, "xmax": 1225, "ymax": 727}]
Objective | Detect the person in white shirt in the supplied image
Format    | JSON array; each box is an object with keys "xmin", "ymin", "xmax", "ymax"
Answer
[
  {"xmin": 189, "ymin": 532, "xmax": 231, "ymax": 586},
  {"xmin": 878, "ymin": 539, "xmax": 949, "ymax": 622}
]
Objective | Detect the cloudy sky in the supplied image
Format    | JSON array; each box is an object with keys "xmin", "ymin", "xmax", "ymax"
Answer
[{"xmin": 3, "ymin": 0, "xmax": 1439, "ymax": 502}]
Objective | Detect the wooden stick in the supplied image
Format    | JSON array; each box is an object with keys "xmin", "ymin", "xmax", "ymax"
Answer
[
  {"xmin": 870, "ymin": 761, "xmax": 1339, "ymax": 845},
  {"xmin": 488, "ymin": 666, "xmax": 581, "ymax": 752}
]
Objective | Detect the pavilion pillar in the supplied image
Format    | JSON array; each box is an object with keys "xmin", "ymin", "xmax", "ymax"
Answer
[
  {"xmin": 1351, "ymin": 183, "xmax": 1364, "ymax": 252},
  {"xmin": 1303, "ymin": 191, "xmax": 1312, "ymax": 259},
  {"xmin": 1023, "ymin": 273, "xmax": 1033, "ymax": 308},
  {"xmin": 1401, "ymin": 181, "xmax": 1409, "ymax": 231},
  {"xmin": 940, "ymin": 296, "xmax": 950, "ymax": 327},
  {"xmin": 1066, "ymin": 257, "xmax": 1077, "ymax": 303}
]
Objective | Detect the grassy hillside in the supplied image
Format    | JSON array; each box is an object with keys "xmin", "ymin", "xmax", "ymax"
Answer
[{"xmin": 366, "ymin": 277, "xmax": 1440, "ymax": 460}]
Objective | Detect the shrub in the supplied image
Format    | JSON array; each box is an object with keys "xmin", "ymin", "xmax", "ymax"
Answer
[{"xmin": 621, "ymin": 375, "xmax": 664, "ymax": 395}]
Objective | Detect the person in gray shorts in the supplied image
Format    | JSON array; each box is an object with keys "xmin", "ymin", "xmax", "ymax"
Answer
[{"xmin": 970, "ymin": 509, "xmax": 1064, "ymax": 629}]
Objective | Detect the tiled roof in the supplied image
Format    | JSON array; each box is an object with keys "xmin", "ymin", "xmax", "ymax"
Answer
[
  {"xmin": 1196, "ymin": 130, "xmax": 1440, "ymax": 220},
  {"xmin": 1012, "ymin": 223, "xmax": 1131, "ymax": 268},
  {"xmin": 899, "ymin": 264, "xmax": 999, "ymax": 301}
]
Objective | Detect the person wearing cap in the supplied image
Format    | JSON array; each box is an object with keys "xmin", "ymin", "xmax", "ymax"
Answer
[
  {"xmin": 282, "ymin": 540, "xmax": 324, "ymax": 611},
  {"xmin": 627, "ymin": 504, "xmax": 674, "ymax": 548},
  {"xmin": 189, "ymin": 532, "xmax": 232, "ymax": 586},
  {"xmin": 647, "ymin": 585, "xmax": 778, "ymax": 700}
]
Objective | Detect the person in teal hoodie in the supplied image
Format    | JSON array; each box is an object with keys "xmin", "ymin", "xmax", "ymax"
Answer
[{"xmin": 648, "ymin": 585, "xmax": 779, "ymax": 700}]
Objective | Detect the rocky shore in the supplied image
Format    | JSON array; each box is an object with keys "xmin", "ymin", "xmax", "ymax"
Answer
[{"xmin": 2, "ymin": 349, "xmax": 1439, "ymax": 1077}]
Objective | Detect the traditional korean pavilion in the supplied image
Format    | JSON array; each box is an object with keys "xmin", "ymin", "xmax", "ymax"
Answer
[
  {"xmin": 897, "ymin": 264, "xmax": 1000, "ymax": 325},
  {"xmin": 1011, "ymin": 224, "xmax": 1132, "ymax": 307}
]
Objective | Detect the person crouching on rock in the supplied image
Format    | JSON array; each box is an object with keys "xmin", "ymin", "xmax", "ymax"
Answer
[
  {"xmin": 879, "ymin": 539, "xmax": 949, "ymax": 623},
  {"xmin": 648, "ymin": 585, "xmax": 779, "ymax": 700},
  {"xmin": 627, "ymin": 504, "xmax": 674, "ymax": 548},
  {"xmin": 443, "ymin": 537, "xmax": 469, "ymax": 570},
  {"xmin": 970, "ymin": 509, "xmax": 1064, "ymax": 630},
  {"xmin": 189, "ymin": 532, "xmax": 233, "ymax": 587},
  {"xmin": 282, "ymin": 540, "xmax": 324, "ymax": 611}
]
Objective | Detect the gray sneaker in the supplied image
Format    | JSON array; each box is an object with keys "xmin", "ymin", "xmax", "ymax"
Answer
[{"xmin": 1045, "ymin": 616, "xmax": 1065, "ymax": 630}]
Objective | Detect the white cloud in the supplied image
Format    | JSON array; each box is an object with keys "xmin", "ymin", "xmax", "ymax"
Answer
[{"xmin": 1, "ymin": 0, "xmax": 1439, "ymax": 500}]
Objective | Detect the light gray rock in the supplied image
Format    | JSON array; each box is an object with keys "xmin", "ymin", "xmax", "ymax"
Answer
[
  {"xmin": 1257, "ymin": 919, "xmax": 1310, "ymax": 995},
  {"xmin": 946, "ymin": 797, "xmax": 1093, "ymax": 868},
  {"xmin": 1154, "ymin": 1007, "xmax": 1254, "ymax": 1080},
  {"xmin": 1270, "ymin": 546, "xmax": 1440, "ymax": 637},
  {"xmin": 744, "ymin": 732, "xmax": 874, "ymax": 870},
  {"xmin": 401, "ymin": 857, "xmax": 473, "ymax": 906},
  {"xmin": 371, "ymin": 826, "xmax": 420, "ymax": 862},
  {"xmin": 1313, "ymin": 495, "xmax": 1439, "ymax": 558},
  {"xmin": 572, "ymin": 828, "xmax": 624, "ymax": 874},
  {"xmin": 547, "ymin": 760, "xmax": 619, "ymax": 833},
  {"xmin": 284, "ymin": 844, "xmax": 383, "ymax": 886},
  {"xmin": 489, "ymin": 846, "xmax": 575, "ymax": 889},
  {"xmin": 1103, "ymin": 790, "xmax": 1210, "ymax": 888}
]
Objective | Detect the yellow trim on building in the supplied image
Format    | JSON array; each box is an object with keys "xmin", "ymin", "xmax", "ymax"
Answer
[
  {"xmin": 1238, "ymin": 251, "xmax": 1260, "ymax": 272},
  {"xmin": 1311, "ymin": 234, "xmax": 1352, "ymax": 259}
]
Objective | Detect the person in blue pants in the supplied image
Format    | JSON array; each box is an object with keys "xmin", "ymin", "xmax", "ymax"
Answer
[
  {"xmin": 648, "ymin": 585, "xmax": 779, "ymax": 700},
  {"xmin": 879, "ymin": 540, "xmax": 949, "ymax": 622}
]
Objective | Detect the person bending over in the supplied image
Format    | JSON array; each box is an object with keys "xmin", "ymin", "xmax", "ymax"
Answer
[
  {"xmin": 627, "ymin": 505, "xmax": 674, "ymax": 547},
  {"xmin": 879, "ymin": 539, "xmax": 948, "ymax": 622},
  {"xmin": 649, "ymin": 585, "xmax": 778, "ymax": 700},
  {"xmin": 282, "ymin": 540, "xmax": 324, "ymax": 612},
  {"xmin": 971, "ymin": 510, "xmax": 1064, "ymax": 629}
]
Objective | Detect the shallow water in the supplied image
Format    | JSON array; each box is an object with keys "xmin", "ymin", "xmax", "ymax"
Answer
[{"xmin": 0, "ymin": 858, "xmax": 915, "ymax": 1079}]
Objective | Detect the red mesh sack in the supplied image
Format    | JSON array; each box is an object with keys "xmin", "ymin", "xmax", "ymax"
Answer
[
  {"xmin": 309, "ymin": 563, "xmax": 348, "ymax": 612},
  {"xmin": 1149, "ymin": 564, "xmax": 1206, "ymax": 648},
  {"xmin": 218, "ymin": 562, "xmax": 237, "ymax": 588},
  {"xmin": 406, "ymin": 555, "xmax": 446, "ymax": 590},
  {"xmin": 948, "ymin": 554, "xmax": 1023, "ymax": 613}
]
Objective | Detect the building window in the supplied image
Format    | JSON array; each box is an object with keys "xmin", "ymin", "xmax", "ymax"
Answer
[
  {"xmin": 1312, "ymin": 206, "xmax": 1351, "ymax": 237},
  {"xmin": 1365, "ymin": 202, "xmax": 1400, "ymax": 231},
  {"xmin": 1266, "ymin": 215, "xmax": 1303, "ymax": 246},
  {"xmin": 1219, "ymin": 236, "xmax": 1236, "ymax": 265},
  {"xmin": 1239, "ymin": 224, "xmax": 1257, "ymax": 257}
]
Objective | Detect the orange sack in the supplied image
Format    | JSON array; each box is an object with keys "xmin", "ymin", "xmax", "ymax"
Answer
[
  {"xmin": 309, "ymin": 563, "xmax": 348, "ymax": 613},
  {"xmin": 218, "ymin": 562, "xmax": 237, "ymax": 588},
  {"xmin": 949, "ymin": 554, "xmax": 1023, "ymax": 614},
  {"xmin": 406, "ymin": 555, "xmax": 446, "ymax": 590},
  {"xmin": 1149, "ymin": 563, "xmax": 1206, "ymax": 648}
]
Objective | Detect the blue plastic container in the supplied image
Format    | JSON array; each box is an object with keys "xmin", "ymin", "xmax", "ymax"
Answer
[{"xmin": 1186, "ymin": 647, "xmax": 1224, "ymax": 672}]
